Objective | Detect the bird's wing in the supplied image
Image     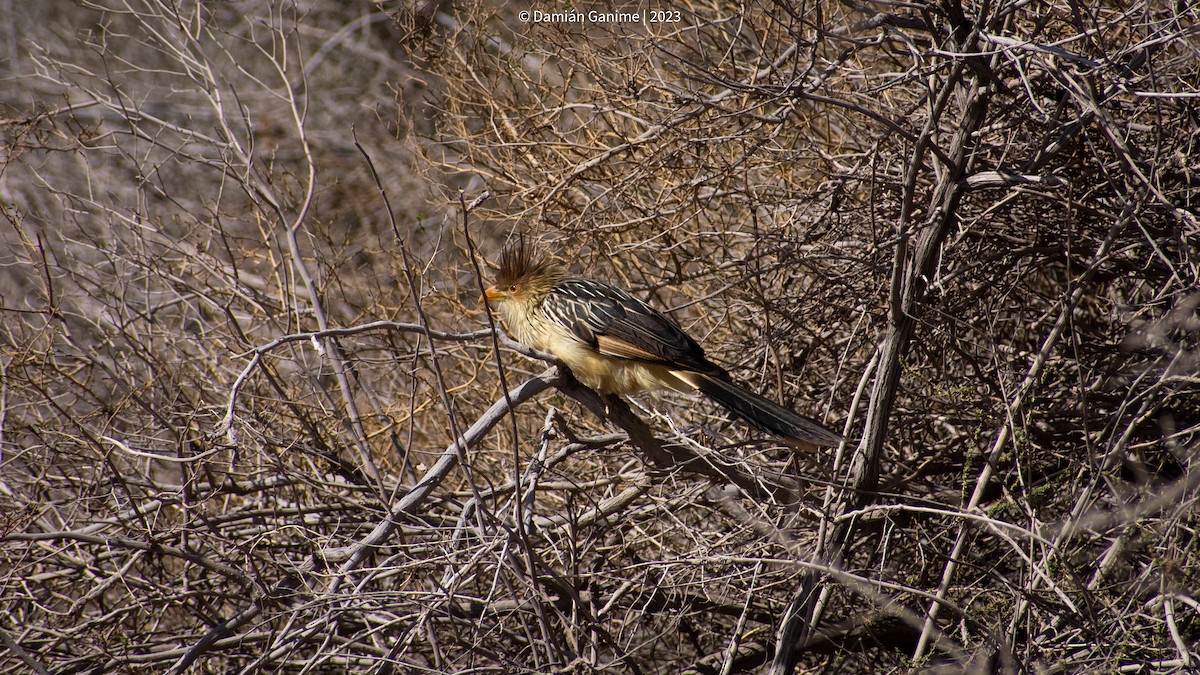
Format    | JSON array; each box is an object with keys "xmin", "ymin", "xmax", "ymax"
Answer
[{"xmin": 543, "ymin": 278, "xmax": 716, "ymax": 372}]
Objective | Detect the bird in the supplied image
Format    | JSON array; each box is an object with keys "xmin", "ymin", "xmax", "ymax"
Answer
[{"xmin": 482, "ymin": 240, "xmax": 843, "ymax": 448}]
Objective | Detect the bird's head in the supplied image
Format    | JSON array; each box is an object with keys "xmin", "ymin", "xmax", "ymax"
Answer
[{"xmin": 483, "ymin": 239, "xmax": 567, "ymax": 304}]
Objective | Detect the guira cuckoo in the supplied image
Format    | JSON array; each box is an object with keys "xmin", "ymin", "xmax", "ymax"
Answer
[{"xmin": 483, "ymin": 241, "xmax": 842, "ymax": 448}]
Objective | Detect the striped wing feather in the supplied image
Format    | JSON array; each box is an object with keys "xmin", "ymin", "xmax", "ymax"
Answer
[{"xmin": 545, "ymin": 278, "xmax": 715, "ymax": 372}]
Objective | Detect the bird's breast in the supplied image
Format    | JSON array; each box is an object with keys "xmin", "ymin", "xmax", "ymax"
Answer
[{"xmin": 498, "ymin": 301, "xmax": 688, "ymax": 395}]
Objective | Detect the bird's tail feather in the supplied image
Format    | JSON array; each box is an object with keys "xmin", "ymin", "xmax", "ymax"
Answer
[{"xmin": 678, "ymin": 371, "xmax": 843, "ymax": 447}]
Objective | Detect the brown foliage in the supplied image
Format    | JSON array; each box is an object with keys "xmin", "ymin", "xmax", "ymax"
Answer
[{"xmin": 1, "ymin": 0, "xmax": 1198, "ymax": 673}]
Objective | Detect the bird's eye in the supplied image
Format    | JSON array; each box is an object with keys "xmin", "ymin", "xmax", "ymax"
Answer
[{"xmin": 508, "ymin": 285, "xmax": 518, "ymax": 292}]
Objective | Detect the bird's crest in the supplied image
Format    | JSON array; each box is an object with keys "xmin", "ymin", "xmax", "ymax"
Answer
[{"xmin": 495, "ymin": 237, "xmax": 560, "ymax": 288}]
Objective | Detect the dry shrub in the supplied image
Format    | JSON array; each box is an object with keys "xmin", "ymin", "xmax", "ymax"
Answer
[{"xmin": 1, "ymin": 0, "xmax": 1198, "ymax": 673}]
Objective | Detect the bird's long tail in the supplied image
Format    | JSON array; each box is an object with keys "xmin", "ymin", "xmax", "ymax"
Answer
[{"xmin": 677, "ymin": 371, "xmax": 843, "ymax": 447}]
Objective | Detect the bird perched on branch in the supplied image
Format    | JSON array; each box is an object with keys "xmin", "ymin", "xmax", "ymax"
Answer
[{"xmin": 483, "ymin": 240, "xmax": 843, "ymax": 448}]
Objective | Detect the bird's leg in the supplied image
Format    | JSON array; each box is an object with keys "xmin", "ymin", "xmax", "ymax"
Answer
[{"xmin": 601, "ymin": 393, "xmax": 617, "ymax": 417}]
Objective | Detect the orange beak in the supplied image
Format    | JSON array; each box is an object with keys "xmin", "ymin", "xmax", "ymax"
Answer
[{"xmin": 481, "ymin": 287, "xmax": 502, "ymax": 303}]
